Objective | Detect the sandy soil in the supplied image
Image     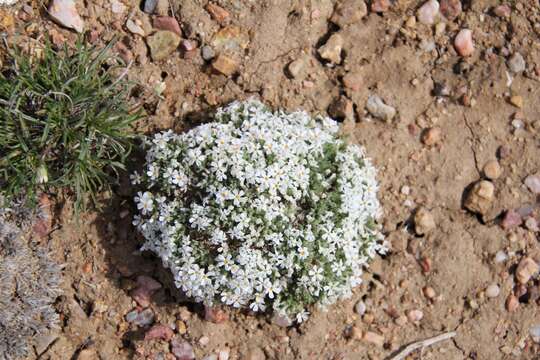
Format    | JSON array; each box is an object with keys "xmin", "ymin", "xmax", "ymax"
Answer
[{"xmin": 1, "ymin": 0, "xmax": 540, "ymax": 359}]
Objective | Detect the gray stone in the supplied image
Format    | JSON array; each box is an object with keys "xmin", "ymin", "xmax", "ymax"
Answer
[
  {"xmin": 201, "ymin": 46, "xmax": 215, "ymax": 61},
  {"xmin": 366, "ymin": 95, "xmax": 396, "ymax": 121},
  {"xmin": 508, "ymin": 53, "xmax": 526, "ymax": 73},
  {"xmin": 143, "ymin": 0, "xmax": 157, "ymax": 13}
]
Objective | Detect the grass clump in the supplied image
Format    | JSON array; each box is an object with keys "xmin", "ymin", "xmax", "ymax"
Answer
[{"xmin": 0, "ymin": 40, "xmax": 139, "ymax": 211}]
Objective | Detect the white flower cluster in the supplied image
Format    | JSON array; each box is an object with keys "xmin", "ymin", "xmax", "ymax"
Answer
[
  {"xmin": 133, "ymin": 99, "xmax": 385, "ymax": 322},
  {"xmin": 0, "ymin": 0, "xmax": 18, "ymax": 5}
]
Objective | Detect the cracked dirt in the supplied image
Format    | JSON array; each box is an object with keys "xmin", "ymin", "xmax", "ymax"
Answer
[{"xmin": 1, "ymin": 0, "xmax": 540, "ymax": 359}]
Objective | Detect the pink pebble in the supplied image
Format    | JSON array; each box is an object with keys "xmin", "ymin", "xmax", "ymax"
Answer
[
  {"xmin": 137, "ymin": 275, "xmax": 162, "ymax": 291},
  {"xmin": 454, "ymin": 29, "xmax": 474, "ymax": 57},
  {"xmin": 48, "ymin": 0, "xmax": 84, "ymax": 33},
  {"xmin": 417, "ymin": 0, "xmax": 440, "ymax": 25},
  {"xmin": 144, "ymin": 324, "xmax": 174, "ymax": 341},
  {"xmin": 524, "ymin": 174, "xmax": 540, "ymax": 194},
  {"xmin": 171, "ymin": 337, "xmax": 195, "ymax": 360},
  {"xmin": 153, "ymin": 16, "xmax": 182, "ymax": 36},
  {"xmin": 501, "ymin": 209, "xmax": 522, "ymax": 230}
]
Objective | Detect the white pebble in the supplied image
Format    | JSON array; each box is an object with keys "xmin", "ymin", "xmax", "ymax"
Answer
[
  {"xmin": 530, "ymin": 324, "xmax": 540, "ymax": 343},
  {"xmin": 417, "ymin": 0, "xmax": 440, "ymax": 25},
  {"xmin": 495, "ymin": 250, "xmax": 507, "ymax": 263},
  {"xmin": 354, "ymin": 300, "xmax": 366, "ymax": 315},
  {"xmin": 486, "ymin": 284, "xmax": 500, "ymax": 298}
]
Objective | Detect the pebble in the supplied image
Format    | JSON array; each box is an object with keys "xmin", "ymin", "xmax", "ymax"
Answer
[
  {"xmin": 354, "ymin": 300, "xmax": 366, "ymax": 315},
  {"xmin": 495, "ymin": 250, "xmax": 508, "ymax": 263},
  {"xmin": 287, "ymin": 57, "xmax": 307, "ymax": 79},
  {"xmin": 414, "ymin": 207, "xmax": 435, "ymax": 235},
  {"xmin": 493, "ymin": 4, "xmax": 511, "ymax": 18},
  {"xmin": 145, "ymin": 324, "xmax": 174, "ymax": 341},
  {"xmin": 362, "ymin": 331, "xmax": 384, "ymax": 347},
  {"xmin": 34, "ymin": 334, "xmax": 59, "ymax": 356},
  {"xmin": 201, "ymin": 46, "xmax": 216, "ymax": 61},
  {"xmin": 371, "ymin": 0, "xmax": 390, "ymax": 13},
  {"xmin": 199, "ymin": 336, "xmax": 210, "ymax": 346},
  {"xmin": 464, "ymin": 180, "xmax": 494, "ymax": 215},
  {"xmin": 171, "ymin": 337, "xmax": 195, "ymax": 360},
  {"xmin": 422, "ymin": 127, "xmax": 442, "ymax": 146},
  {"xmin": 181, "ymin": 39, "xmax": 198, "ymax": 52},
  {"xmin": 423, "ymin": 286, "xmax": 436, "ymax": 299},
  {"xmin": 417, "ymin": 0, "xmax": 439, "ymax": 25},
  {"xmin": 154, "ymin": 0, "xmax": 168, "ymax": 16},
  {"xmin": 515, "ymin": 257, "xmax": 539, "ymax": 284},
  {"xmin": 440, "ymin": 0, "xmax": 461, "ymax": 20},
  {"xmin": 176, "ymin": 320, "xmax": 187, "ymax": 335},
  {"xmin": 342, "ymin": 72, "xmax": 362, "ymax": 91},
  {"xmin": 318, "ymin": 33, "xmax": 344, "ymax": 64},
  {"xmin": 454, "ymin": 29, "xmax": 474, "ymax": 57},
  {"xmin": 218, "ymin": 349, "xmax": 230, "ymax": 360},
  {"xmin": 509, "ymin": 95, "xmax": 523, "ymax": 108},
  {"xmin": 131, "ymin": 275, "xmax": 162, "ymax": 307},
  {"xmin": 212, "ymin": 54, "xmax": 238, "ymax": 76},
  {"xmin": 330, "ymin": 0, "xmax": 368, "ymax": 27},
  {"xmin": 525, "ymin": 217, "xmax": 539, "ymax": 232},
  {"xmin": 530, "ymin": 324, "xmax": 540, "ymax": 342},
  {"xmin": 48, "ymin": 0, "xmax": 84, "ymax": 33},
  {"xmin": 153, "ymin": 16, "xmax": 182, "ymax": 36},
  {"xmin": 204, "ymin": 306, "xmax": 229, "ymax": 323},
  {"xmin": 205, "ymin": 3, "xmax": 230, "ymax": 24},
  {"xmin": 203, "ymin": 356, "xmax": 218, "ymax": 360},
  {"xmin": 501, "ymin": 209, "xmax": 522, "ymax": 230},
  {"xmin": 483, "ymin": 160, "xmax": 502, "ymax": 180},
  {"xmin": 147, "ymin": 31, "xmax": 181, "ymax": 61},
  {"xmin": 111, "ymin": 0, "xmax": 126, "ymax": 14},
  {"xmin": 366, "ymin": 95, "xmax": 396, "ymax": 122},
  {"xmin": 407, "ymin": 309, "xmax": 424, "ymax": 322},
  {"xmin": 508, "ymin": 53, "xmax": 526, "ymax": 73},
  {"xmin": 486, "ymin": 284, "xmax": 500, "ymax": 298},
  {"xmin": 126, "ymin": 308, "xmax": 155, "ymax": 327},
  {"xmin": 272, "ymin": 313, "xmax": 292, "ymax": 327},
  {"xmin": 143, "ymin": 0, "xmax": 158, "ymax": 14},
  {"xmin": 505, "ymin": 294, "xmax": 519, "ymax": 312},
  {"xmin": 126, "ymin": 19, "xmax": 145, "ymax": 37},
  {"xmin": 524, "ymin": 174, "xmax": 540, "ymax": 194},
  {"xmin": 432, "ymin": 82, "xmax": 450, "ymax": 97}
]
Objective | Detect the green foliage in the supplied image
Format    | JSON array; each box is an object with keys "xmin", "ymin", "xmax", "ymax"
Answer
[{"xmin": 0, "ymin": 40, "xmax": 140, "ymax": 211}]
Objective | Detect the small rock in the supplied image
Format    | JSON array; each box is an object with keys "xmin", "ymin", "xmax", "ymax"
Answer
[
  {"xmin": 509, "ymin": 95, "xmax": 523, "ymax": 108},
  {"xmin": 454, "ymin": 29, "xmax": 474, "ymax": 57},
  {"xmin": 483, "ymin": 160, "xmax": 502, "ymax": 180},
  {"xmin": 211, "ymin": 26, "xmax": 250, "ymax": 53},
  {"xmin": 506, "ymin": 294, "xmax": 519, "ymax": 312},
  {"xmin": 34, "ymin": 333, "xmax": 59, "ymax": 356},
  {"xmin": 530, "ymin": 324, "xmax": 540, "ymax": 342},
  {"xmin": 203, "ymin": 355, "xmax": 218, "ymax": 360},
  {"xmin": 218, "ymin": 349, "xmax": 230, "ymax": 360},
  {"xmin": 153, "ymin": 16, "xmax": 182, "ymax": 36},
  {"xmin": 439, "ymin": 0, "xmax": 461, "ymax": 20},
  {"xmin": 407, "ymin": 309, "xmax": 424, "ymax": 322},
  {"xmin": 497, "ymin": 145, "xmax": 510, "ymax": 159},
  {"xmin": 362, "ymin": 331, "xmax": 384, "ymax": 347},
  {"xmin": 464, "ymin": 180, "xmax": 494, "ymax": 215},
  {"xmin": 181, "ymin": 39, "xmax": 198, "ymax": 52},
  {"xmin": 171, "ymin": 337, "xmax": 195, "ymax": 360},
  {"xmin": 154, "ymin": 0, "xmax": 168, "ymax": 16},
  {"xmin": 330, "ymin": 0, "xmax": 367, "ymax": 27},
  {"xmin": 524, "ymin": 174, "xmax": 540, "ymax": 194},
  {"xmin": 423, "ymin": 286, "xmax": 436, "ymax": 299},
  {"xmin": 212, "ymin": 54, "xmax": 238, "ymax": 76},
  {"xmin": 199, "ymin": 336, "xmax": 210, "ymax": 346},
  {"xmin": 370, "ymin": 0, "xmax": 390, "ymax": 13},
  {"xmin": 201, "ymin": 45, "xmax": 215, "ymax": 61},
  {"xmin": 419, "ymin": 257, "xmax": 432, "ymax": 273},
  {"xmin": 204, "ymin": 306, "xmax": 229, "ymax": 323},
  {"xmin": 318, "ymin": 33, "xmax": 344, "ymax": 64},
  {"xmin": 328, "ymin": 96, "xmax": 353, "ymax": 120},
  {"xmin": 272, "ymin": 313, "xmax": 292, "ymax": 327},
  {"xmin": 495, "ymin": 250, "xmax": 508, "ymax": 263},
  {"xmin": 176, "ymin": 320, "xmax": 187, "ymax": 335},
  {"xmin": 515, "ymin": 257, "xmax": 539, "ymax": 284},
  {"xmin": 147, "ymin": 31, "xmax": 181, "ymax": 61},
  {"xmin": 354, "ymin": 300, "xmax": 366, "ymax": 315},
  {"xmin": 131, "ymin": 275, "xmax": 162, "ymax": 307},
  {"xmin": 525, "ymin": 217, "xmax": 539, "ymax": 232},
  {"xmin": 342, "ymin": 72, "xmax": 362, "ymax": 91},
  {"xmin": 486, "ymin": 284, "xmax": 500, "ymax": 298},
  {"xmin": 493, "ymin": 4, "xmax": 511, "ymax": 18},
  {"xmin": 414, "ymin": 207, "xmax": 435, "ymax": 235},
  {"xmin": 287, "ymin": 57, "xmax": 307, "ymax": 79},
  {"xmin": 126, "ymin": 19, "xmax": 145, "ymax": 36},
  {"xmin": 432, "ymin": 82, "xmax": 450, "ymax": 97},
  {"xmin": 508, "ymin": 53, "xmax": 526, "ymax": 73},
  {"xmin": 421, "ymin": 127, "xmax": 442, "ymax": 146},
  {"xmin": 145, "ymin": 324, "xmax": 174, "ymax": 341},
  {"xmin": 417, "ymin": 0, "xmax": 440, "ymax": 25},
  {"xmin": 111, "ymin": 0, "xmax": 126, "ymax": 14},
  {"xmin": 366, "ymin": 95, "xmax": 396, "ymax": 122},
  {"xmin": 205, "ymin": 3, "xmax": 229, "ymax": 24},
  {"xmin": 501, "ymin": 209, "xmax": 522, "ymax": 230},
  {"xmin": 48, "ymin": 0, "xmax": 84, "ymax": 33},
  {"xmin": 143, "ymin": 0, "xmax": 158, "ymax": 14},
  {"xmin": 126, "ymin": 308, "xmax": 155, "ymax": 327}
]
